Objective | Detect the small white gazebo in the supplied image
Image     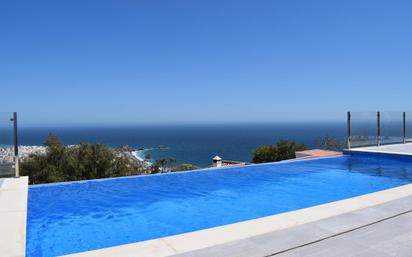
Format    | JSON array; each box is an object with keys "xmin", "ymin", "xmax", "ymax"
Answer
[{"xmin": 212, "ymin": 156, "xmax": 223, "ymax": 167}]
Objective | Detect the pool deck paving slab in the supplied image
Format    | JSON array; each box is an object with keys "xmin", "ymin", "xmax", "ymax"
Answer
[
  {"xmin": 273, "ymin": 212, "xmax": 412, "ymax": 257},
  {"xmin": 62, "ymin": 183, "xmax": 412, "ymax": 257},
  {"xmin": 0, "ymin": 176, "xmax": 29, "ymax": 257},
  {"xmin": 172, "ymin": 195, "xmax": 412, "ymax": 257},
  {"xmin": 347, "ymin": 142, "xmax": 412, "ymax": 156}
]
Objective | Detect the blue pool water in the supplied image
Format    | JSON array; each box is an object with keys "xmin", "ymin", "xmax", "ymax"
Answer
[{"xmin": 27, "ymin": 154, "xmax": 412, "ymax": 257}]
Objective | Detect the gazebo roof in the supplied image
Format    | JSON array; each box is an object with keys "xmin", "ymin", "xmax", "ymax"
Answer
[{"xmin": 213, "ymin": 155, "xmax": 222, "ymax": 161}]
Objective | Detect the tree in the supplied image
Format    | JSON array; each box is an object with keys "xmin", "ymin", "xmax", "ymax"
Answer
[
  {"xmin": 20, "ymin": 134, "xmax": 145, "ymax": 184},
  {"xmin": 252, "ymin": 139, "xmax": 305, "ymax": 163},
  {"xmin": 171, "ymin": 163, "xmax": 199, "ymax": 172}
]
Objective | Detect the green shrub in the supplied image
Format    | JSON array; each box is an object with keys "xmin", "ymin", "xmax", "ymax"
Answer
[
  {"xmin": 21, "ymin": 134, "xmax": 145, "ymax": 184},
  {"xmin": 252, "ymin": 139, "xmax": 305, "ymax": 163},
  {"xmin": 171, "ymin": 163, "xmax": 199, "ymax": 172}
]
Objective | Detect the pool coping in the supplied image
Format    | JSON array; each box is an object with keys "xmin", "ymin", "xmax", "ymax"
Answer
[
  {"xmin": 0, "ymin": 176, "xmax": 28, "ymax": 257},
  {"xmin": 61, "ymin": 183, "xmax": 412, "ymax": 257},
  {"xmin": 344, "ymin": 148, "xmax": 412, "ymax": 158}
]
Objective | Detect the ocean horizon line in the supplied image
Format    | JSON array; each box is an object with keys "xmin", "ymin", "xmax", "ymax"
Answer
[{"xmin": 16, "ymin": 121, "xmax": 346, "ymax": 129}]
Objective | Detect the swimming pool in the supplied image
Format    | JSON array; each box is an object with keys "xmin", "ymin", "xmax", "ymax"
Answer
[{"xmin": 26, "ymin": 154, "xmax": 412, "ymax": 257}]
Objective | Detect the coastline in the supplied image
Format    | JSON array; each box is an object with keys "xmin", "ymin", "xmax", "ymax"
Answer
[
  {"xmin": 0, "ymin": 145, "xmax": 154, "ymax": 169},
  {"xmin": 131, "ymin": 149, "xmax": 153, "ymax": 166},
  {"xmin": 1, "ymin": 145, "xmax": 47, "ymax": 162}
]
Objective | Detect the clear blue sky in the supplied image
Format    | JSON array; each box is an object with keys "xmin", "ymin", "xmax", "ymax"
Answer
[{"xmin": 1, "ymin": 0, "xmax": 411, "ymax": 126}]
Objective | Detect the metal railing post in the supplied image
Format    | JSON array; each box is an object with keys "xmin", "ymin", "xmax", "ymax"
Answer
[
  {"xmin": 347, "ymin": 111, "xmax": 351, "ymax": 149},
  {"xmin": 377, "ymin": 111, "xmax": 381, "ymax": 146},
  {"xmin": 12, "ymin": 112, "xmax": 19, "ymax": 177},
  {"xmin": 403, "ymin": 112, "xmax": 407, "ymax": 144}
]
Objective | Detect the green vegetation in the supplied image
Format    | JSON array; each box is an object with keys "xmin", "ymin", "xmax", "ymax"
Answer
[
  {"xmin": 252, "ymin": 139, "xmax": 305, "ymax": 163},
  {"xmin": 171, "ymin": 163, "xmax": 200, "ymax": 172},
  {"xmin": 19, "ymin": 134, "xmax": 202, "ymax": 184},
  {"xmin": 19, "ymin": 134, "xmax": 204, "ymax": 184},
  {"xmin": 21, "ymin": 134, "xmax": 145, "ymax": 184},
  {"xmin": 150, "ymin": 158, "xmax": 176, "ymax": 173},
  {"xmin": 317, "ymin": 134, "xmax": 344, "ymax": 151}
]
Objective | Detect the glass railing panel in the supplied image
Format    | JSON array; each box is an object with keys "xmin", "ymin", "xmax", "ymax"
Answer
[
  {"xmin": 380, "ymin": 112, "xmax": 404, "ymax": 145},
  {"xmin": 406, "ymin": 112, "xmax": 412, "ymax": 143},
  {"xmin": 350, "ymin": 112, "xmax": 377, "ymax": 147}
]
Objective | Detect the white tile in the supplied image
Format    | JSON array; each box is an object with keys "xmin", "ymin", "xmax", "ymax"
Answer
[
  {"xmin": 0, "ymin": 177, "xmax": 28, "ymax": 257},
  {"xmin": 0, "ymin": 189, "xmax": 27, "ymax": 212},
  {"xmin": 0, "ymin": 177, "xmax": 28, "ymax": 190},
  {"xmin": 61, "ymin": 239, "xmax": 176, "ymax": 257},
  {"xmin": 0, "ymin": 212, "xmax": 27, "ymax": 257}
]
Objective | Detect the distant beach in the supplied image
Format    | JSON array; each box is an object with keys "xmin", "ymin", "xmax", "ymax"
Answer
[
  {"xmin": 131, "ymin": 150, "xmax": 145, "ymax": 162},
  {"xmin": 131, "ymin": 149, "xmax": 152, "ymax": 166}
]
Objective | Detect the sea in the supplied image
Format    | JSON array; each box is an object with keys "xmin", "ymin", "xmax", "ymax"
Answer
[{"xmin": 1, "ymin": 123, "xmax": 346, "ymax": 167}]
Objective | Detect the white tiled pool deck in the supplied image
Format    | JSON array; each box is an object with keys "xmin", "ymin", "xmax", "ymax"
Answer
[
  {"xmin": 172, "ymin": 194, "xmax": 412, "ymax": 257},
  {"xmin": 62, "ymin": 184, "xmax": 412, "ymax": 257},
  {"xmin": 0, "ymin": 176, "xmax": 28, "ymax": 257},
  {"xmin": 348, "ymin": 142, "xmax": 412, "ymax": 156}
]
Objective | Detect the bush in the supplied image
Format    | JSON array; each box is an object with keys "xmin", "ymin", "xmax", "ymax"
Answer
[
  {"xmin": 149, "ymin": 158, "xmax": 176, "ymax": 174},
  {"xmin": 20, "ymin": 134, "xmax": 145, "ymax": 184},
  {"xmin": 252, "ymin": 139, "xmax": 305, "ymax": 163},
  {"xmin": 171, "ymin": 163, "xmax": 199, "ymax": 172}
]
